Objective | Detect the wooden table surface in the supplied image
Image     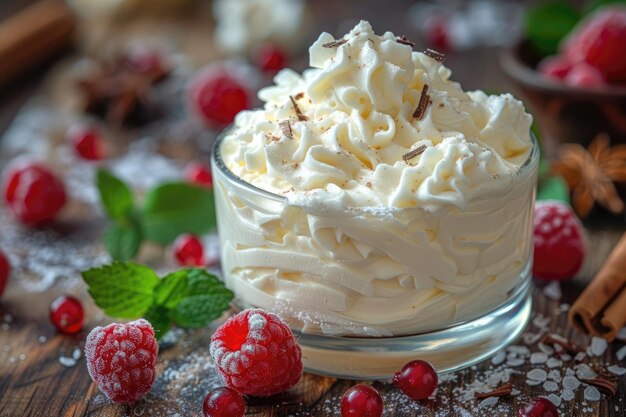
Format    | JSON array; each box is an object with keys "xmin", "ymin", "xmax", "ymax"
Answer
[{"xmin": 0, "ymin": 1, "xmax": 625, "ymax": 416}]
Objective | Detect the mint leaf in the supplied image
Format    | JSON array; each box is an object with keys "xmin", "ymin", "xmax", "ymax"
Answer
[
  {"xmin": 104, "ymin": 221, "xmax": 142, "ymax": 261},
  {"xmin": 168, "ymin": 269, "xmax": 233, "ymax": 328},
  {"xmin": 81, "ymin": 262, "xmax": 160, "ymax": 318},
  {"xmin": 537, "ymin": 176, "xmax": 570, "ymax": 203},
  {"xmin": 154, "ymin": 270, "xmax": 189, "ymax": 308},
  {"xmin": 144, "ymin": 305, "xmax": 171, "ymax": 340},
  {"xmin": 96, "ymin": 170, "xmax": 134, "ymax": 220},
  {"xmin": 140, "ymin": 183, "xmax": 216, "ymax": 245},
  {"xmin": 525, "ymin": 2, "xmax": 580, "ymax": 56}
]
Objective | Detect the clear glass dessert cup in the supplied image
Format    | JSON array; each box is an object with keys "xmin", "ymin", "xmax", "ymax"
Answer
[{"xmin": 211, "ymin": 131, "xmax": 539, "ymax": 380}]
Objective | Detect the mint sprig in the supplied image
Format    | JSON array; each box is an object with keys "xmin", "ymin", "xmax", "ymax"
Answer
[
  {"xmin": 81, "ymin": 262, "xmax": 233, "ymax": 339},
  {"xmin": 95, "ymin": 169, "xmax": 216, "ymax": 260},
  {"xmin": 525, "ymin": 1, "xmax": 580, "ymax": 56}
]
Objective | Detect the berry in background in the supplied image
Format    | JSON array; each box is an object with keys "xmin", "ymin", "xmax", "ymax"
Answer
[{"xmin": 3, "ymin": 163, "xmax": 67, "ymax": 226}]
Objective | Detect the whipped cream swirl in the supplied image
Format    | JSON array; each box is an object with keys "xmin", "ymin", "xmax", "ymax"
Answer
[{"xmin": 215, "ymin": 21, "xmax": 537, "ymax": 336}]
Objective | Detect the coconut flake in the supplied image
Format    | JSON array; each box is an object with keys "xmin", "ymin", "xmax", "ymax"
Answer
[
  {"xmin": 527, "ymin": 369, "xmax": 548, "ymax": 382},
  {"xmin": 584, "ymin": 386, "xmax": 601, "ymax": 402},
  {"xmin": 543, "ymin": 281, "xmax": 562, "ymax": 300},
  {"xmin": 607, "ymin": 365, "xmax": 626, "ymax": 376},
  {"xmin": 562, "ymin": 389, "xmax": 575, "ymax": 401},
  {"xmin": 563, "ymin": 375, "xmax": 581, "ymax": 390},
  {"xmin": 589, "ymin": 337, "xmax": 608, "ymax": 357},
  {"xmin": 543, "ymin": 381, "xmax": 559, "ymax": 392},
  {"xmin": 617, "ymin": 345, "xmax": 626, "ymax": 361},
  {"xmin": 478, "ymin": 397, "xmax": 499, "ymax": 408},
  {"xmin": 530, "ymin": 352, "xmax": 548, "ymax": 365},
  {"xmin": 491, "ymin": 350, "xmax": 506, "ymax": 366}
]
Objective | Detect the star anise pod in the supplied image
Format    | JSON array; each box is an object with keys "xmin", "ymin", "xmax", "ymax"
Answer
[
  {"xmin": 76, "ymin": 56, "xmax": 170, "ymax": 127},
  {"xmin": 552, "ymin": 133, "xmax": 626, "ymax": 217}
]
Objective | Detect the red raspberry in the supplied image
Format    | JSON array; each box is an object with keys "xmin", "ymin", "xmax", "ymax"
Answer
[
  {"xmin": 85, "ymin": 319, "xmax": 158, "ymax": 404},
  {"xmin": 172, "ymin": 234, "xmax": 205, "ymax": 266},
  {"xmin": 2, "ymin": 162, "xmax": 67, "ymax": 226},
  {"xmin": 0, "ymin": 250, "xmax": 10, "ymax": 299},
  {"xmin": 538, "ymin": 55, "xmax": 572, "ymax": 80},
  {"xmin": 67, "ymin": 124, "xmax": 105, "ymax": 161},
  {"xmin": 188, "ymin": 70, "xmax": 250, "ymax": 127},
  {"xmin": 185, "ymin": 161, "xmax": 213, "ymax": 188},
  {"xmin": 564, "ymin": 62, "xmax": 606, "ymax": 88},
  {"xmin": 563, "ymin": 7, "xmax": 626, "ymax": 82},
  {"xmin": 533, "ymin": 201, "xmax": 585, "ymax": 281},
  {"xmin": 255, "ymin": 44, "xmax": 287, "ymax": 74},
  {"xmin": 210, "ymin": 309, "xmax": 303, "ymax": 397}
]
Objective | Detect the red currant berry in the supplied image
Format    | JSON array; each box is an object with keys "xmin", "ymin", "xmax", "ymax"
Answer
[
  {"xmin": 50, "ymin": 295, "xmax": 84, "ymax": 334},
  {"xmin": 203, "ymin": 387, "xmax": 245, "ymax": 417},
  {"xmin": 188, "ymin": 71, "xmax": 250, "ymax": 127},
  {"xmin": 0, "ymin": 250, "xmax": 10, "ymax": 299},
  {"xmin": 3, "ymin": 163, "xmax": 67, "ymax": 226},
  {"xmin": 172, "ymin": 234, "xmax": 204, "ymax": 266},
  {"xmin": 256, "ymin": 44, "xmax": 287, "ymax": 74},
  {"xmin": 67, "ymin": 124, "xmax": 105, "ymax": 161},
  {"xmin": 393, "ymin": 359, "xmax": 438, "ymax": 400},
  {"xmin": 185, "ymin": 161, "xmax": 212, "ymax": 188},
  {"xmin": 341, "ymin": 384, "xmax": 383, "ymax": 417},
  {"xmin": 519, "ymin": 397, "xmax": 560, "ymax": 417}
]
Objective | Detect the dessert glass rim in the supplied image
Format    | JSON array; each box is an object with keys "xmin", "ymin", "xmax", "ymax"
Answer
[{"xmin": 212, "ymin": 127, "xmax": 540, "ymax": 208}]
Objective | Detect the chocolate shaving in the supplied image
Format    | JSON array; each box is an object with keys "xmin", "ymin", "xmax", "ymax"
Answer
[
  {"xmin": 474, "ymin": 383, "xmax": 513, "ymax": 399},
  {"xmin": 540, "ymin": 334, "xmax": 584, "ymax": 354},
  {"xmin": 402, "ymin": 144, "xmax": 427, "ymax": 162},
  {"xmin": 396, "ymin": 35, "xmax": 415, "ymax": 47},
  {"xmin": 279, "ymin": 120, "xmax": 293, "ymax": 139},
  {"xmin": 295, "ymin": 92, "xmax": 305, "ymax": 100},
  {"xmin": 289, "ymin": 96, "xmax": 309, "ymax": 122},
  {"xmin": 424, "ymin": 48, "xmax": 445, "ymax": 62},
  {"xmin": 412, "ymin": 84, "xmax": 430, "ymax": 120},
  {"xmin": 322, "ymin": 39, "xmax": 347, "ymax": 48},
  {"xmin": 580, "ymin": 375, "xmax": 618, "ymax": 398}
]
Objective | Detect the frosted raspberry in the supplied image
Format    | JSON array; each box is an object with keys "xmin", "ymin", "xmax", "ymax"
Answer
[
  {"xmin": 533, "ymin": 201, "xmax": 585, "ymax": 281},
  {"xmin": 538, "ymin": 55, "xmax": 572, "ymax": 81},
  {"xmin": 563, "ymin": 7, "xmax": 626, "ymax": 82},
  {"xmin": 2, "ymin": 162, "xmax": 66, "ymax": 226},
  {"xmin": 564, "ymin": 62, "xmax": 606, "ymax": 88},
  {"xmin": 210, "ymin": 309, "xmax": 303, "ymax": 397},
  {"xmin": 85, "ymin": 319, "xmax": 158, "ymax": 404}
]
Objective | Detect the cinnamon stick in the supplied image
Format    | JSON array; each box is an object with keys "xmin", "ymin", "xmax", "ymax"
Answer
[
  {"xmin": 569, "ymin": 232, "xmax": 626, "ymax": 341},
  {"xmin": 0, "ymin": 1, "xmax": 76, "ymax": 87}
]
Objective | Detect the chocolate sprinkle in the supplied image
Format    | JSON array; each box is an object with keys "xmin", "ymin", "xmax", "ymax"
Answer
[
  {"xmin": 474, "ymin": 383, "xmax": 513, "ymax": 399},
  {"xmin": 289, "ymin": 96, "xmax": 309, "ymax": 122},
  {"xmin": 402, "ymin": 144, "xmax": 427, "ymax": 162},
  {"xmin": 279, "ymin": 120, "xmax": 293, "ymax": 139},
  {"xmin": 424, "ymin": 48, "xmax": 445, "ymax": 62},
  {"xmin": 396, "ymin": 35, "xmax": 415, "ymax": 47},
  {"xmin": 580, "ymin": 375, "xmax": 617, "ymax": 398},
  {"xmin": 322, "ymin": 39, "xmax": 347, "ymax": 48},
  {"xmin": 412, "ymin": 84, "xmax": 430, "ymax": 120}
]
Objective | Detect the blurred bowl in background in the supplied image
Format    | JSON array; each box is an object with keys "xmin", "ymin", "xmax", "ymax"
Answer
[{"xmin": 501, "ymin": 40, "xmax": 626, "ymax": 156}]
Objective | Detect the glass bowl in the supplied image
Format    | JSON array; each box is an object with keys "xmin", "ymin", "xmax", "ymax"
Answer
[{"xmin": 211, "ymin": 131, "xmax": 539, "ymax": 379}]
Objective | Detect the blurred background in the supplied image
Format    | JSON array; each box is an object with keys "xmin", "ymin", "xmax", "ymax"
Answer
[{"xmin": 0, "ymin": 0, "xmax": 625, "ymax": 222}]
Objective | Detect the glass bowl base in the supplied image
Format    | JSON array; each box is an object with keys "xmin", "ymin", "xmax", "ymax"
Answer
[{"xmin": 295, "ymin": 279, "xmax": 531, "ymax": 380}]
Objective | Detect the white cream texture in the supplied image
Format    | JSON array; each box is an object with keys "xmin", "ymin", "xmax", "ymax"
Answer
[
  {"xmin": 216, "ymin": 21, "xmax": 536, "ymax": 336},
  {"xmin": 213, "ymin": 0, "xmax": 307, "ymax": 54}
]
